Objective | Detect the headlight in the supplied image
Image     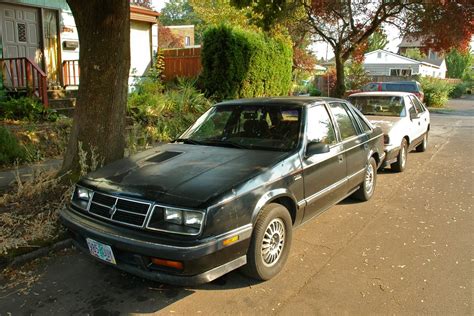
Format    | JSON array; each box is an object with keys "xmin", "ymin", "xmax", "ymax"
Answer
[
  {"xmin": 165, "ymin": 208, "xmax": 184, "ymax": 225},
  {"xmin": 71, "ymin": 185, "xmax": 92, "ymax": 210},
  {"xmin": 77, "ymin": 186, "xmax": 92, "ymax": 201},
  {"xmin": 147, "ymin": 206, "xmax": 205, "ymax": 235}
]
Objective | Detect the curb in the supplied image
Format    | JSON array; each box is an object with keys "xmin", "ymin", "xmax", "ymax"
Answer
[{"xmin": 9, "ymin": 238, "xmax": 73, "ymax": 268}]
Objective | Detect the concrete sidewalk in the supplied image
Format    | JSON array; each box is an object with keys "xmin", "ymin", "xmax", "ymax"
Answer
[{"xmin": 0, "ymin": 159, "xmax": 62, "ymax": 191}]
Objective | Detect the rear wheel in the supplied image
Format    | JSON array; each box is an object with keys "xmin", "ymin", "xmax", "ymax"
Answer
[
  {"xmin": 391, "ymin": 138, "xmax": 408, "ymax": 172},
  {"xmin": 353, "ymin": 157, "xmax": 377, "ymax": 201},
  {"xmin": 416, "ymin": 132, "xmax": 428, "ymax": 152},
  {"xmin": 242, "ymin": 203, "xmax": 292, "ymax": 281}
]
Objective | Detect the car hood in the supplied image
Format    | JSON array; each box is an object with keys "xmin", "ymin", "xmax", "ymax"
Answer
[
  {"xmin": 365, "ymin": 115, "xmax": 403, "ymax": 134},
  {"xmin": 80, "ymin": 143, "xmax": 288, "ymax": 208}
]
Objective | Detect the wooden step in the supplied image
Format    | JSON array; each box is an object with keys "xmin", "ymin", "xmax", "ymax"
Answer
[
  {"xmin": 47, "ymin": 89, "xmax": 78, "ymax": 100},
  {"xmin": 48, "ymin": 98, "xmax": 76, "ymax": 109}
]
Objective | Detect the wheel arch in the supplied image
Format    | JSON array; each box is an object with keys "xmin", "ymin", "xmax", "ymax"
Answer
[{"xmin": 251, "ymin": 189, "xmax": 298, "ymax": 226}]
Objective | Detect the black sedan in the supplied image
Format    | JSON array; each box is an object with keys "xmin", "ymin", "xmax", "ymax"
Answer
[{"xmin": 60, "ymin": 97, "xmax": 385, "ymax": 285}]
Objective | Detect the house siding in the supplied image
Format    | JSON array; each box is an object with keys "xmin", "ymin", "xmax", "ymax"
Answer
[{"xmin": 364, "ymin": 63, "xmax": 420, "ymax": 76}]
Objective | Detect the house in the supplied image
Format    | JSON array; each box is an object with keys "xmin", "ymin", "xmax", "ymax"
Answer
[
  {"xmin": 160, "ymin": 25, "xmax": 196, "ymax": 48},
  {"xmin": 398, "ymin": 36, "xmax": 441, "ymax": 60},
  {"xmin": 0, "ymin": 1, "xmax": 159, "ymax": 104},
  {"xmin": 363, "ymin": 49, "xmax": 446, "ymax": 79}
]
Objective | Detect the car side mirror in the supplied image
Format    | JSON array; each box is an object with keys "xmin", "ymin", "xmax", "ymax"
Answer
[
  {"xmin": 306, "ymin": 142, "xmax": 330, "ymax": 157},
  {"xmin": 410, "ymin": 112, "xmax": 421, "ymax": 120}
]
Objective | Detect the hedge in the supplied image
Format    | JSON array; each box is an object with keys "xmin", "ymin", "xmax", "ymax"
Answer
[
  {"xmin": 419, "ymin": 77, "xmax": 454, "ymax": 108},
  {"xmin": 200, "ymin": 24, "xmax": 293, "ymax": 100}
]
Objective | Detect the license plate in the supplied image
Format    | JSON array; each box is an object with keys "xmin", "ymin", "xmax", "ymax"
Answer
[{"xmin": 86, "ymin": 238, "xmax": 116, "ymax": 264}]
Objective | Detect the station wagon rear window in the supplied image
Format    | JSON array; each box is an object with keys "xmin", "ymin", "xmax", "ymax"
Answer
[{"xmin": 349, "ymin": 96, "xmax": 407, "ymax": 117}]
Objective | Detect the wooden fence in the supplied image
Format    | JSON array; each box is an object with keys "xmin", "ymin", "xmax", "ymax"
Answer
[{"xmin": 161, "ymin": 47, "xmax": 202, "ymax": 80}]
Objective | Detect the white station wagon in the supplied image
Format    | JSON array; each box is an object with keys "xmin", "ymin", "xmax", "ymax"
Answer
[{"xmin": 348, "ymin": 92, "xmax": 430, "ymax": 172}]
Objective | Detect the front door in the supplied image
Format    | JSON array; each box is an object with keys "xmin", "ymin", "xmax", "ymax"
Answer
[
  {"xmin": 0, "ymin": 4, "xmax": 41, "ymax": 60},
  {"xmin": 302, "ymin": 104, "xmax": 347, "ymax": 221}
]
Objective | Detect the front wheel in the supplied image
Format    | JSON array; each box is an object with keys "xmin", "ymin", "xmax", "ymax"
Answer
[
  {"xmin": 242, "ymin": 203, "xmax": 292, "ymax": 281},
  {"xmin": 416, "ymin": 132, "xmax": 428, "ymax": 152},
  {"xmin": 353, "ymin": 157, "xmax": 377, "ymax": 201},
  {"xmin": 391, "ymin": 138, "xmax": 408, "ymax": 172}
]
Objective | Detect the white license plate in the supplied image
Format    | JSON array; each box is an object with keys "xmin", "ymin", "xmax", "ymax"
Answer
[{"xmin": 86, "ymin": 238, "xmax": 116, "ymax": 264}]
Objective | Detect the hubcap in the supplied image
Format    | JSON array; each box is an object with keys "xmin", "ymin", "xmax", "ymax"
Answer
[
  {"xmin": 365, "ymin": 163, "xmax": 374, "ymax": 194},
  {"xmin": 261, "ymin": 218, "xmax": 286, "ymax": 267}
]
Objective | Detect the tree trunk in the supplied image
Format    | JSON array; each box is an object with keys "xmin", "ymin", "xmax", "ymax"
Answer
[
  {"xmin": 61, "ymin": 0, "xmax": 130, "ymax": 179},
  {"xmin": 334, "ymin": 49, "xmax": 345, "ymax": 98}
]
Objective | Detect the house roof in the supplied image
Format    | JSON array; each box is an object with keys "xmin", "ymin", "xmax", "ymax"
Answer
[
  {"xmin": 130, "ymin": 5, "xmax": 159, "ymax": 23},
  {"xmin": 364, "ymin": 49, "xmax": 441, "ymax": 69},
  {"xmin": 398, "ymin": 35, "xmax": 428, "ymax": 48},
  {"xmin": 421, "ymin": 58, "xmax": 444, "ymax": 67}
]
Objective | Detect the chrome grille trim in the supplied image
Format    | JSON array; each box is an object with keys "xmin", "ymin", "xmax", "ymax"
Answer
[{"xmin": 84, "ymin": 191, "xmax": 152, "ymax": 229}]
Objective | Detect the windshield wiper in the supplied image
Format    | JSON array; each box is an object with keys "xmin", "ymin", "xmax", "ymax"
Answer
[
  {"xmin": 202, "ymin": 139, "xmax": 249, "ymax": 149},
  {"xmin": 173, "ymin": 138, "xmax": 204, "ymax": 145}
]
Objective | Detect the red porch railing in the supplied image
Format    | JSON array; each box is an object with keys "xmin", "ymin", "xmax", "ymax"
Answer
[
  {"xmin": 0, "ymin": 57, "xmax": 49, "ymax": 107},
  {"xmin": 62, "ymin": 60, "xmax": 80, "ymax": 87}
]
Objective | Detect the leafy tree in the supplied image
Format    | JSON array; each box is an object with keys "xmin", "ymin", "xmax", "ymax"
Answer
[
  {"xmin": 402, "ymin": 48, "xmax": 426, "ymax": 61},
  {"xmin": 236, "ymin": 0, "xmax": 473, "ymax": 97},
  {"xmin": 160, "ymin": 0, "xmax": 200, "ymax": 26},
  {"xmin": 158, "ymin": 23, "xmax": 184, "ymax": 48},
  {"xmin": 367, "ymin": 29, "xmax": 388, "ymax": 52},
  {"xmin": 130, "ymin": 0, "xmax": 153, "ymax": 9},
  {"xmin": 445, "ymin": 48, "xmax": 473, "ymax": 79},
  {"xmin": 62, "ymin": 0, "xmax": 130, "ymax": 177}
]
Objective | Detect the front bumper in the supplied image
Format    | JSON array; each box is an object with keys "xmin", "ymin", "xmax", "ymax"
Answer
[{"xmin": 60, "ymin": 205, "xmax": 252, "ymax": 285}]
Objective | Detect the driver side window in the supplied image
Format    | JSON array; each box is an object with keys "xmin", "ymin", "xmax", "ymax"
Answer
[{"xmin": 307, "ymin": 105, "xmax": 337, "ymax": 145}]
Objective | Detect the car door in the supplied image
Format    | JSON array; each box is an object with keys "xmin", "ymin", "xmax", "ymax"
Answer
[
  {"xmin": 328, "ymin": 102, "xmax": 369, "ymax": 192},
  {"xmin": 409, "ymin": 95, "xmax": 429, "ymax": 134},
  {"xmin": 301, "ymin": 104, "xmax": 346, "ymax": 221},
  {"xmin": 405, "ymin": 96, "xmax": 424, "ymax": 145}
]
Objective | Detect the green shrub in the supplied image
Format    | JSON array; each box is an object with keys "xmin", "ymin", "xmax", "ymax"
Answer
[
  {"xmin": 0, "ymin": 126, "xmax": 28, "ymax": 165},
  {"xmin": 128, "ymin": 77, "xmax": 211, "ymax": 144},
  {"xmin": 308, "ymin": 86, "xmax": 322, "ymax": 96},
  {"xmin": 0, "ymin": 97, "xmax": 58, "ymax": 121},
  {"xmin": 201, "ymin": 24, "xmax": 293, "ymax": 100},
  {"xmin": 420, "ymin": 77, "xmax": 454, "ymax": 108},
  {"xmin": 449, "ymin": 82, "xmax": 468, "ymax": 98}
]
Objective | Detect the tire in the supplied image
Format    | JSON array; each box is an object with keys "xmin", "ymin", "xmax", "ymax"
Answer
[
  {"xmin": 353, "ymin": 157, "xmax": 377, "ymax": 201},
  {"xmin": 416, "ymin": 132, "xmax": 428, "ymax": 152},
  {"xmin": 391, "ymin": 138, "xmax": 408, "ymax": 172},
  {"xmin": 242, "ymin": 203, "xmax": 292, "ymax": 281}
]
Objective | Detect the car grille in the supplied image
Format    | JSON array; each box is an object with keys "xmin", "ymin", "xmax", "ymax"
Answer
[{"xmin": 88, "ymin": 192, "xmax": 151, "ymax": 228}]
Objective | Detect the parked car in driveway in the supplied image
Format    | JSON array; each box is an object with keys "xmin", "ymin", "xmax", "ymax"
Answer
[
  {"xmin": 361, "ymin": 81, "xmax": 424, "ymax": 102},
  {"xmin": 60, "ymin": 97, "xmax": 385, "ymax": 285},
  {"xmin": 348, "ymin": 92, "xmax": 430, "ymax": 172}
]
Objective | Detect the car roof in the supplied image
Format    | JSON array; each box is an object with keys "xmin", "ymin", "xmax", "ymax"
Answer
[
  {"xmin": 215, "ymin": 97, "xmax": 345, "ymax": 108},
  {"xmin": 349, "ymin": 91, "xmax": 414, "ymax": 97}
]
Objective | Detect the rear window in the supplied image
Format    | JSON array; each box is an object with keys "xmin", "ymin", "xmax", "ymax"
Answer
[
  {"xmin": 382, "ymin": 83, "xmax": 418, "ymax": 93},
  {"xmin": 349, "ymin": 96, "xmax": 406, "ymax": 117}
]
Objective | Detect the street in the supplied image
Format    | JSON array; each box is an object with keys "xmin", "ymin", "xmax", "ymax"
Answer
[{"xmin": 1, "ymin": 97, "xmax": 472, "ymax": 315}]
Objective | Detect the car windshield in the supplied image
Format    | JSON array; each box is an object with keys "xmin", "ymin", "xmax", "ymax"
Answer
[
  {"xmin": 349, "ymin": 96, "xmax": 406, "ymax": 117},
  {"xmin": 178, "ymin": 104, "xmax": 302, "ymax": 151}
]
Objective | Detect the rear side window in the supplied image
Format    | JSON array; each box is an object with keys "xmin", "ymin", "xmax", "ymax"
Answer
[
  {"xmin": 351, "ymin": 107, "xmax": 372, "ymax": 132},
  {"xmin": 329, "ymin": 102, "xmax": 359, "ymax": 140}
]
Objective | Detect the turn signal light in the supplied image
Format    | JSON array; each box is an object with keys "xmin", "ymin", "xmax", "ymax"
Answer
[
  {"xmin": 223, "ymin": 235, "xmax": 239, "ymax": 246},
  {"xmin": 151, "ymin": 258, "xmax": 183, "ymax": 270}
]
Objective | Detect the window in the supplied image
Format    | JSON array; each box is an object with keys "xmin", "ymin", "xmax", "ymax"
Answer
[
  {"xmin": 329, "ymin": 102, "xmax": 359, "ymax": 140},
  {"xmin": 377, "ymin": 52, "xmax": 382, "ymax": 58},
  {"xmin": 184, "ymin": 36, "xmax": 191, "ymax": 46},
  {"xmin": 306, "ymin": 105, "xmax": 337, "ymax": 145},
  {"xmin": 410, "ymin": 95, "xmax": 425, "ymax": 113},
  {"xmin": 390, "ymin": 68, "xmax": 412, "ymax": 76},
  {"xmin": 17, "ymin": 23, "xmax": 27, "ymax": 42},
  {"xmin": 351, "ymin": 107, "xmax": 372, "ymax": 132}
]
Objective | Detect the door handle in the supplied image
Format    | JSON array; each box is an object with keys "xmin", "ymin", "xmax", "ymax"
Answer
[{"xmin": 338, "ymin": 155, "xmax": 344, "ymax": 163}]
